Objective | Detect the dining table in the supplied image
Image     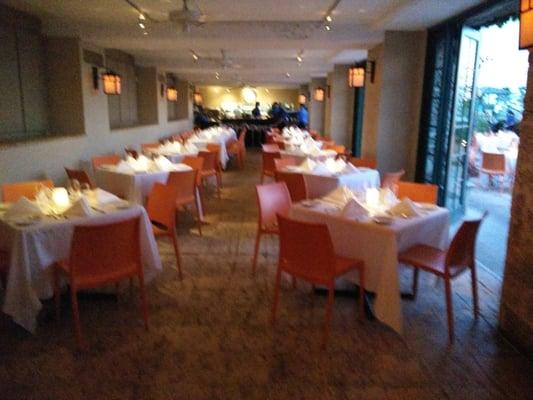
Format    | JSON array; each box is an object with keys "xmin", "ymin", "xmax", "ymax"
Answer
[
  {"xmin": 289, "ymin": 195, "xmax": 450, "ymax": 334},
  {"xmin": 187, "ymin": 127, "xmax": 237, "ymax": 169},
  {"xmin": 0, "ymin": 195, "xmax": 162, "ymax": 333}
]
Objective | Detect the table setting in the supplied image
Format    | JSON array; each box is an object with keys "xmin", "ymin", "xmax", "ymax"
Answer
[
  {"xmin": 143, "ymin": 140, "xmax": 199, "ymax": 164},
  {"xmin": 281, "ymin": 157, "xmax": 381, "ymax": 198},
  {"xmin": 0, "ymin": 186, "xmax": 162, "ymax": 333},
  {"xmin": 94, "ymin": 155, "xmax": 192, "ymax": 204},
  {"xmin": 187, "ymin": 126, "xmax": 237, "ymax": 169},
  {"xmin": 290, "ymin": 185, "xmax": 450, "ymax": 334}
]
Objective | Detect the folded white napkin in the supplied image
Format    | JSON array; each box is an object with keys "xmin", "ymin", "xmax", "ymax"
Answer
[
  {"xmin": 94, "ymin": 188, "xmax": 121, "ymax": 205},
  {"xmin": 299, "ymin": 158, "xmax": 316, "ymax": 172},
  {"xmin": 64, "ymin": 197, "xmax": 94, "ymax": 218},
  {"xmin": 341, "ymin": 198, "xmax": 369, "ymax": 220},
  {"xmin": 312, "ymin": 162, "xmax": 333, "ymax": 176},
  {"xmin": 173, "ymin": 163, "xmax": 193, "ymax": 171},
  {"xmin": 154, "ymin": 155, "xmax": 176, "ymax": 171},
  {"xmin": 184, "ymin": 142, "xmax": 198, "ymax": 154},
  {"xmin": 388, "ymin": 198, "xmax": 420, "ymax": 218},
  {"xmin": 380, "ymin": 188, "xmax": 398, "ymax": 206},
  {"xmin": 4, "ymin": 197, "xmax": 44, "ymax": 219},
  {"xmin": 322, "ymin": 186, "xmax": 356, "ymax": 207},
  {"xmin": 115, "ymin": 160, "xmax": 135, "ymax": 174}
]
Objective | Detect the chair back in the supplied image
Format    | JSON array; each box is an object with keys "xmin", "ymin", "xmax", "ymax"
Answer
[
  {"xmin": 349, "ymin": 157, "xmax": 377, "ymax": 169},
  {"xmin": 124, "ymin": 148, "xmax": 138, "ymax": 159},
  {"xmin": 167, "ymin": 170, "xmax": 197, "ymax": 202},
  {"xmin": 141, "ymin": 142, "xmax": 160, "ymax": 151},
  {"xmin": 324, "ymin": 143, "xmax": 346, "ymax": 154},
  {"xmin": 274, "ymin": 157, "xmax": 298, "ymax": 171},
  {"xmin": 445, "ymin": 212, "xmax": 487, "ymax": 273},
  {"xmin": 146, "ymin": 183, "xmax": 179, "ymax": 233},
  {"xmin": 277, "ymin": 214, "xmax": 335, "ymax": 283},
  {"xmin": 397, "ymin": 182, "xmax": 438, "ymax": 204},
  {"xmin": 255, "ymin": 182, "xmax": 291, "ymax": 229},
  {"xmin": 198, "ymin": 150, "xmax": 217, "ymax": 172},
  {"xmin": 262, "ymin": 144, "xmax": 280, "ymax": 152},
  {"xmin": 206, "ymin": 143, "xmax": 222, "ymax": 170},
  {"xmin": 238, "ymin": 128, "xmax": 247, "ymax": 147},
  {"xmin": 381, "ymin": 169, "xmax": 405, "ymax": 189},
  {"xmin": 182, "ymin": 156, "xmax": 204, "ymax": 185},
  {"xmin": 262, "ymin": 151, "xmax": 281, "ymax": 175},
  {"xmin": 65, "ymin": 168, "xmax": 95, "ymax": 189},
  {"xmin": 68, "ymin": 217, "xmax": 141, "ymax": 288},
  {"xmin": 91, "ymin": 154, "xmax": 121, "ymax": 170},
  {"xmin": 275, "ymin": 171, "xmax": 308, "ymax": 202},
  {"xmin": 273, "ymin": 140, "xmax": 286, "ymax": 150},
  {"xmin": 481, "ymin": 152, "xmax": 505, "ymax": 172},
  {"xmin": 2, "ymin": 180, "xmax": 54, "ymax": 202}
]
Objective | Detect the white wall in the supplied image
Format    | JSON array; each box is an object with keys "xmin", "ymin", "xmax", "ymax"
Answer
[
  {"xmin": 308, "ymin": 77, "xmax": 326, "ymax": 133},
  {"xmin": 324, "ymin": 65, "xmax": 355, "ymax": 147},
  {"xmin": 0, "ymin": 45, "xmax": 192, "ymax": 185}
]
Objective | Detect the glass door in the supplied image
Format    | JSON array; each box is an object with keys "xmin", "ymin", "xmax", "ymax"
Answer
[{"xmin": 445, "ymin": 27, "xmax": 480, "ymax": 213}]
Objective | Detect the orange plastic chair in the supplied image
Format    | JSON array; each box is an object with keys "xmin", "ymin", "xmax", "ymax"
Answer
[
  {"xmin": 324, "ymin": 143, "xmax": 346, "ymax": 154},
  {"xmin": 141, "ymin": 142, "xmax": 160, "ymax": 151},
  {"xmin": 261, "ymin": 148, "xmax": 281, "ymax": 183},
  {"xmin": 65, "ymin": 167, "xmax": 96, "ymax": 189},
  {"xmin": 480, "ymin": 152, "xmax": 506, "ymax": 190},
  {"xmin": 274, "ymin": 170, "xmax": 308, "ymax": 203},
  {"xmin": 198, "ymin": 150, "xmax": 222, "ymax": 199},
  {"xmin": 182, "ymin": 156, "xmax": 205, "ymax": 212},
  {"xmin": 227, "ymin": 128, "xmax": 247, "ymax": 169},
  {"xmin": 349, "ymin": 157, "xmax": 377, "ymax": 169},
  {"xmin": 1, "ymin": 180, "xmax": 54, "ymax": 202},
  {"xmin": 381, "ymin": 169, "xmax": 405, "ymax": 191},
  {"xmin": 124, "ymin": 148, "xmax": 139, "ymax": 159},
  {"xmin": 252, "ymin": 182, "xmax": 292, "ymax": 275},
  {"xmin": 272, "ymin": 215, "xmax": 365, "ymax": 349},
  {"xmin": 146, "ymin": 183, "xmax": 182, "ymax": 279},
  {"xmin": 274, "ymin": 157, "xmax": 298, "ymax": 171},
  {"xmin": 273, "ymin": 139, "xmax": 286, "ymax": 150},
  {"xmin": 91, "ymin": 154, "xmax": 121, "ymax": 170},
  {"xmin": 262, "ymin": 144, "xmax": 280, "ymax": 152},
  {"xmin": 397, "ymin": 182, "xmax": 438, "ymax": 204},
  {"xmin": 398, "ymin": 212, "xmax": 487, "ymax": 344},
  {"xmin": 53, "ymin": 217, "xmax": 148, "ymax": 349},
  {"xmin": 167, "ymin": 169, "xmax": 202, "ymax": 236}
]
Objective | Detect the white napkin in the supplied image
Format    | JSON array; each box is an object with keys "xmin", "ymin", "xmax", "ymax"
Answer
[
  {"xmin": 115, "ymin": 160, "xmax": 135, "ymax": 174},
  {"xmin": 94, "ymin": 188, "xmax": 121, "ymax": 205},
  {"xmin": 185, "ymin": 142, "xmax": 198, "ymax": 154},
  {"xmin": 4, "ymin": 197, "xmax": 43, "ymax": 219},
  {"xmin": 154, "ymin": 155, "xmax": 176, "ymax": 171},
  {"xmin": 299, "ymin": 158, "xmax": 316, "ymax": 172},
  {"xmin": 322, "ymin": 186, "xmax": 356, "ymax": 207},
  {"xmin": 380, "ymin": 188, "xmax": 398, "ymax": 206},
  {"xmin": 388, "ymin": 198, "xmax": 420, "ymax": 218},
  {"xmin": 312, "ymin": 162, "xmax": 333, "ymax": 176},
  {"xmin": 341, "ymin": 198, "xmax": 369, "ymax": 220},
  {"xmin": 64, "ymin": 197, "xmax": 94, "ymax": 218}
]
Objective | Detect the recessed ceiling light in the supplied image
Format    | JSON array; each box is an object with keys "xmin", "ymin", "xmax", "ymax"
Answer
[
  {"xmin": 325, "ymin": 24, "xmax": 331, "ymax": 31},
  {"xmin": 325, "ymin": 15, "xmax": 332, "ymax": 22},
  {"xmin": 285, "ymin": 72, "xmax": 291, "ymax": 78},
  {"xmin": 143, "ymin": 31, "xmax": 148, "ymax": 35},
  {"xmin": 138, "ymin": 22, "xmax": 145, "ymax": 29},
  {"xmin": 139, "ymin": 13, "xmax": 146, "ymax": 21},
  {"xmin": 296, "ymin": 55, "xmax": 303, "ymax": 63}
]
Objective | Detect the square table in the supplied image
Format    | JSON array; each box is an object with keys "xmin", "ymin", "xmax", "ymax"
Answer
[
  {"xmin": 0, "ymin": 203, "xmax": 162, "ymax": 333},
  {"xmin": 289, "ymin": 200, "xmax": 450, "ymax": 334},
  {"xmin": 188, "ymin": 128, "xmax": 237, "ymax": 169},
  {"xmin": 280, "ymin": 149, "xmax": 337, "ymax": 164}
]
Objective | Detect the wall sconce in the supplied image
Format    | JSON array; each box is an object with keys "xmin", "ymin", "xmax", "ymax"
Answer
[
  {"xmin": 314, "ymin": 87, "xmax": 325, "ymax": 102},
  {"xmin": 366, "ymin": 60, "xmax": 376, "ymax": 84},
  {"xmin": 520, "ymin": 0, "xmax": 533, "ymax": 49},
  {"xmin": 193, "ymin": 91, "xmax": 203, "ymax": 104},
  {"xmin": 298, "ymin": 94, "xmax": 307, "ymax": 104},
  {"xmin": 348, "ymin": 66, "xmax": 365, "ymax": 88},
  {"xmin": 102, "ymin": 71, "xmax": 121, "ymax": 95},
  {"xmin": 167, "ymin": 87, "xmax": 178, "ymax": 102}
]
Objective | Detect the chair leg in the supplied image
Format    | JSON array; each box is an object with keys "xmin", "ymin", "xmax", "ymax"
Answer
[
  {"xmin": 358, "ymin": 267, "xmax": 365, "ymax": 321},
  {"xmin": 444, "ymin": 278, "xmax": 454, "ymax": 344},
  {"xmin": 471, "ymin": 266, "xmax": 479, "ymax": 318},
  {"xmin": 70, "ymin": 287, "xmax": 84, "ymax": 349},
  {"xmin": 53, "ymin": 267, "xmax": 61, "ymax": 322},
  {"xmin": 171, "ymin": 233, "xmax": 183, "ymax": 280},
  {"xmin": 412, "ymin": 268, "xmax": 419, "ymax": 299},
  {"xmin": 271, "ymin": 267, "xmax": 282, "ymax": 325},
  {"xmin": 322, "ymin": 286, "xmax": 335, "ymax": 349},
  {"xmin": 251, "ymin": 231, "xmax": 262, "ymax": 276},
  {"xmin": 195, "ymin": 201, "xmax": 203, "ymax": 236},
  {"xmin": 138, "ymin": 274, "xmax": 149, "ymax": 331}
]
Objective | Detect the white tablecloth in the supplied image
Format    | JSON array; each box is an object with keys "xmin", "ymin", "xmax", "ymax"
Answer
[
  {"xmin": 189, "ymin": 128, "xmax": 237, "ymax": 169},
  {"xmin": 280, "ymin": 149, "xmax": 337, "ymax": 164},
  {"xmin": 292, "ymin": 168, "xmax": 381, "ymax": 199},
  {"xmin": 0, "ymin": 205, "xmax": 162, "ymax": 333},
  {"xmin": 290, "ymin": 202, "xmax": 450, "ymax": 334},
  {"xmin": 145, "ymin": 151, "xmax": 198, "ymax": 165}
]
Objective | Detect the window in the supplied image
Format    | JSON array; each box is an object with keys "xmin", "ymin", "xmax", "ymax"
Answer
[
  {"xmin": 0, "ymin": 6, "xmax": 49, "ymax": 141},
  {"xmin": 166, "ymin": 74, "xmax": 189, "ymax": 122},
  {"xmin": 167, "ymin": 74, "xmax": 179, "ymax": 121},
  {"xmin": 106, "ymin": 50, "xmax": 139, "ymax": 129}
]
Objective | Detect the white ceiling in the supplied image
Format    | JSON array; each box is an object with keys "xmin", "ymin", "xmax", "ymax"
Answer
[{"xmin": 4, "ymin": 0, "xmax": 484, "ymax": 85}]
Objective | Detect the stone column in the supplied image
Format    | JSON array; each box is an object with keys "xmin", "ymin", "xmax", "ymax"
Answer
[{"xmin": 499, "ymin": 51, "xmax": 533, "ymax": 357}]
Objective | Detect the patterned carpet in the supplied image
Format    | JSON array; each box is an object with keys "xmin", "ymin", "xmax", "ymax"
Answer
[{"xmin": 0, "ymin": 151, "xmax": 531, "ymax": 399}]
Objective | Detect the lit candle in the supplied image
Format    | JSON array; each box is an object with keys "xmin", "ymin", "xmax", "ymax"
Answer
[{"xmin": 52, "ymin": 188, "xmax": 70, "ymax": 212}]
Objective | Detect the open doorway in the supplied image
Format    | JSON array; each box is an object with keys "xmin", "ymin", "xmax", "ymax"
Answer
[{"xmin": 464, "ymin": 19, "xmax": 527, "ymax": 276}]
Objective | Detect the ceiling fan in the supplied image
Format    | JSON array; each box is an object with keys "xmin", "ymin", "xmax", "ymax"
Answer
[{"xmin": 167, "ymin": 0, "xmax": 207, "ymax": 32}]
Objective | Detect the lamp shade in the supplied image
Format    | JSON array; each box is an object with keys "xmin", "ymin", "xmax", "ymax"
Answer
[
  {"xmin": 102, "ymin": 71, "xmax": 121, "ymax": 95},
  {"xmin": 520, "ymin": 0, "xmax": 533, "ymax": 49},
  {"xmin": 193, "ymin": 91, "xmax": 203, "ymax": 104},
  {"xmin": 314, "ymin": 87, "xmax": 325, "ymax": 102},
  {"xmin": 298, "ymin": 94, "xmax": 307, "ymax": 104},
  {"xmin": 167, "ymin": 87, "xmax": 178, "ymax": 102},
  {"xmin": 348, "ymin": 66, "xmax": 365, "ymax": 88}
]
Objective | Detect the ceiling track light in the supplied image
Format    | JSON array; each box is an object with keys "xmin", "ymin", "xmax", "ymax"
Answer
[
  {"xmin": 326, "ymin": 14, "xmax": 332, "ymax": 22},
  {"xmin": 138, "ymin": 12, "xmax": 146, "ymax": 21},
  {"xmin": 190, "ymin": 50, "xmax": 199, "ymax": 61},
  {"xmin": 285, "ymin": 72, "xmax": 291, "ymax": 78}
]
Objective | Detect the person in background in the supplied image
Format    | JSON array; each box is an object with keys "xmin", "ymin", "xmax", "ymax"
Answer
[
  {"xmin": 297, "ymin": 103, "xmax": 309, "ymax": 129},
  {"xmin": 194, "ymin": 104, "xmax": 210, "ymax": 129},
  {"xmin": 252, "ymin": 102, "xmax": 261, "ymax": 118}
]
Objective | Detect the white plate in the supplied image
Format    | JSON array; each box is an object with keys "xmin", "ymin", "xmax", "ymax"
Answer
[{"xmin": 372, "ymin": 216, "xmax": 394, "ymax": 225}]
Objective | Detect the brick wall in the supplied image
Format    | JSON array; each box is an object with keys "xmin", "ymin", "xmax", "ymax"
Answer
[{"xmin": 499, "ymin": 51, "xmax": 533, "ymax": 357}]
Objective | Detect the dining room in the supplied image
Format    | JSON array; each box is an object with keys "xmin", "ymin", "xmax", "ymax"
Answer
[{"xmin": 0, "ymin": 1, "xmax": 532, "ymax": 399}]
